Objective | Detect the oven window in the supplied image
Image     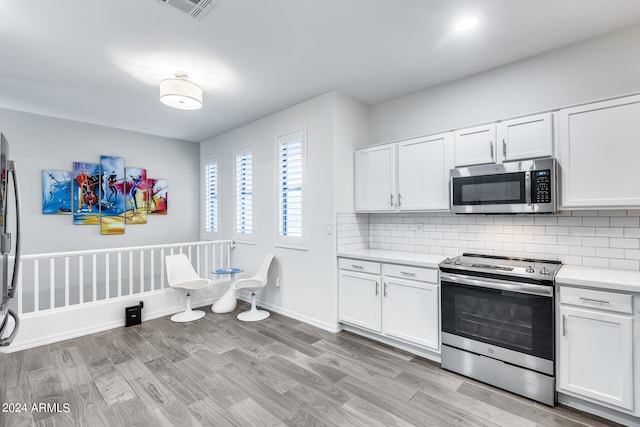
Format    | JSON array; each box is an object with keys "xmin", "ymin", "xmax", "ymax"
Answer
[
  {"xmin": 455, "ymin": 294, "xmax": 533, "ymax": 351},
  {"xmin": 441, "ymin": 282, "xmax": 553, "ymax": 360},
  {"xmin": 453, "ymin": 173, "xmax": 526, "ymax": 206}
]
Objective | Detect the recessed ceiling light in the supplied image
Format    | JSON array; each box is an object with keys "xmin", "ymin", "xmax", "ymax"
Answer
[{"xmin": 455, "ymin": 17, "xmax": 478, "ymax": 32}]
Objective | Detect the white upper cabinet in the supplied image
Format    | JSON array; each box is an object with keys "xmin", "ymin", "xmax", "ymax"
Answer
[
  {"xmin": 355, "ymin": 133, "xmax": 453, "ymax": 212},
  {"xmin": 497, "ymin": 113, "xmax": 553, "ymax": 162},
  {"xmin": 397, "ymin": 133, "xmax": 453, "ymax": 211},
  {"xmin": 455, "ymin": 114, "xmax": 553, "ymax": 167},
  {"xmin": 454, "ymin": 124, "xmax": 496, "ymax": 167},
  {"xmin": 557, "ymin": 94, "xmax": 640, "ymax": 209},
  {"xmin": 354, "ymin": 144, "xmax": 396, "ymax": 212}
]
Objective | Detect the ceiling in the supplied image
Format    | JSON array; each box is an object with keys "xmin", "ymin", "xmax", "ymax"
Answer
[{"xmin": 1, "ymin": 0, "xmax": 640, "ymax": 143}]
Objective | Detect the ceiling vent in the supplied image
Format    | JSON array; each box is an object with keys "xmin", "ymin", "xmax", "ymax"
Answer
[{"xmin": 158, "ymin": 0, "xmax": 221, "ymax": 20}]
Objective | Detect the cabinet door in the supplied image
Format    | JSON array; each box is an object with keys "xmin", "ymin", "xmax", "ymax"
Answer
[
  {"xmin": 397, "ymin": 133, "xmax": 453, "ymax": 211},
  {"xmin": 558, "ymin": 94, "xmax": 640, "ymax": 208},
  {"xmin": 558, "ymin": 306, "xmax": 633, "ymax": 410},
  {"xmin": 454, "ymin": 124, "xmax": 496, "ymax": 167},
  {"xmin": 338, "ymin": 270, "xmax": 381, "ymax": 332},
  {"xmin": 498, "ymin": 113, "xmax": 553, "ymax": 162},
  {"xmin": 354, "ymin": 144, "xmax": 396, "ymax": 212},
  {"xmin": 382, "ymin": 277, "xmax": 439, "ymax": 351}
]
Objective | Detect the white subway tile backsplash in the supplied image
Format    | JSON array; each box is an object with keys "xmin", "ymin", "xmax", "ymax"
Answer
[
  {"xmin": 595, "ymin": 227, "xmax": 624, "ymax": 238},
  {"xmin": 514, "ymin": 234, "xmax": 535, "ymax": 243},
  {"xmin": 583, "ymin": 257, "xmax": 610, "ymax": 268},
  {"xmin": 610, "ymin": 259, "xmax": 640, "ymax": 271},
  {"xmin": 545, "ymin": 226, "xmax": 569, "ymax": 235},
  {"xmin": 557, "ymin": 217, "xmax": 583, "ymax": 226},
  {"xmin": 596, "ymin": 247, "xmax": 624, "ymax": 258},
  {"xmin": 570, "ymin": 227, "xmax": 596, "ymax": 237},
  {"xmin": 523, "ymin": 226, "xmax": 546, "ymax": 235},
  {"xmin": 583, "ymin": 217, "xmax": 610, "ymax": 227},
  {"xmin": 570, "ymin": 245, "xmax": 596, "ymax": 257},
  {"xmin": 534, "ymin": 235, "xmax": 557, "ymax": 245},
  {"xmin": 611, "ymin": 217, "xmax": 640, "ymax": 227},
  {"xmin": 337, "ymin": 210, "xmax": 640, "ymax": 271},
  {"xmin": 625, "ymin": 228, "xmax": 640, "ymax": 238},
  {"xmin": 557, "ymin": 236, "xmax": 582, "ymax": 246},
  {"xmin": 571, "ymin": 210, "xmax": 598, "ymax": 217},
  {"xmin": 598, "ymin": 210, "xmax": 627, "ymax": 217},
  {"xmin": 502, "ymin": 225, "xmax": 524, "ymax": 234},
  {"xmin": 534, "ymin": 217, "xmax": 558, "ymax": 226},
  {"xmin": 610, "ymin": 238, "xmax": 640, "ymax": 249},
  {"xmin": 582, "ymin": 237, "xmax": 609, "ymax": 247}
]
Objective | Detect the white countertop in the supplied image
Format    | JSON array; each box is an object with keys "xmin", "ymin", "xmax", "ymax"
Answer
[
  {"xmin": 337, "ymin": 248, "xmax": 445, "ymax": 269},
  {"xmin": 556, "ymin": 265, "xmax": 640, "ymax": 293},
  {"xmin": 338, "ymin": 249, "xmax": 640, "ymax": 293}
]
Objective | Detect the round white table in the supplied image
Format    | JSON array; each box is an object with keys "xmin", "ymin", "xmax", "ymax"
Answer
[{"xmin": 211, "ymin": 268, "xmax": 243, "ymax": 313}]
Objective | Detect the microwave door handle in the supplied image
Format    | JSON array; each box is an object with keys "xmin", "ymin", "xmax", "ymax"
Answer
[{"xmin": 525, "ymin": 171, "xmax": 532, "ymax": 205}]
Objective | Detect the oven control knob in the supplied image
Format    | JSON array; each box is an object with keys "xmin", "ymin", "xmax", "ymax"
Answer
[
  {"xmin": 540, "ymin": 267, "xmax": 549, "ymax": 276},
  {"xmin": 444, "ymin": 258, "xmax": 452, "ymax": 264},
  {"xmin": 525, "ymin": 266, "xmax": 535, "ymax": 273},
  {"xmin": 454, "ymin": 258, "xmax": 462, "ymax": 265}
]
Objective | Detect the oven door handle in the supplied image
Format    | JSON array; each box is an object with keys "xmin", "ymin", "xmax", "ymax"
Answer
[{"xmin": 440, "ymin": 272, "xmax": 553, "ymax": 297}]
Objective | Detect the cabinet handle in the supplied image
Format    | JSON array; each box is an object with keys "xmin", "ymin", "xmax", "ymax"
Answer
[
  {"xmin": 375, "ymin": 282, "xmax": 379, "ymax": 296},
  {"xmin": 502, "ymin": 139, "xmax": 507, "ymax": 157},
  {"xmin": 490, "ymin": 141, "xmax": 494, "ymax": 159},
  {"xmin": 398, "ymin": 194, "xmax": 402, "ymax": 207},
  {"xmin": 384, "ymin": 282, "xmax": 388, "ymax": 297},
  {"xmin": 400, "ymin": 272, "xmax": 416, "ymax": 277},
  {"xmin": 390, "ymin": 194, "xmax": 394, "ymax": 207},
  {"xmin": 579, "ymin": 297, "xmax": 611, "ymax": 305},
  {"xmin": 562, "ymin": 315, "xmax": 567, "ymax": 337},
  {"xmin": 351, "ymin": 264, "xmax": 364, "ymax": 269}
]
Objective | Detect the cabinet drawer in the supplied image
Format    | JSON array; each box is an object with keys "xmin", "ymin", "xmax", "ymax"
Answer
[
  {"xmin": 560, "ymin": 286, "xmax": 632, "ymax": 314},
  {"xmin": 339, "ymin": 258, "xmax": 381, "ymax": 275},
  {"xmin": 383, "ymin": 264, "xmax": 437, "ymax": 283}
]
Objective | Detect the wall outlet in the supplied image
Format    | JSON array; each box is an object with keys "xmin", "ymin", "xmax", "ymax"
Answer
[
  {"xmin": 326, "ymin": 223, "xmax": 333, "ymax": 235},
  {"xmin": 276, "ymin": 277, "xmax": 280, "ymax": 288}
]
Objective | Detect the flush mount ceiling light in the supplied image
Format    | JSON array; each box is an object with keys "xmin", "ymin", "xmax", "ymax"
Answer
[
  {"xmin": 159, "ymin": 72, "xmax": 203, "ymax": 110},
  {"xmin": 455, "ymin": 17, "xmax": 478, "ymax": 32}
]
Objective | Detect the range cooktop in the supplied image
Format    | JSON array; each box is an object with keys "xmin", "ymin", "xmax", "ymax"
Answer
[{"xmin": 439, "ymin": 253, "xmax": 562, "ymax": 282}]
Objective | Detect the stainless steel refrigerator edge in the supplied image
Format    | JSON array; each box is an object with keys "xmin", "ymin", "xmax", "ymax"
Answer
[{"xmin": 0, "ymin": 133, "xmax": 21, "ymax": 346}]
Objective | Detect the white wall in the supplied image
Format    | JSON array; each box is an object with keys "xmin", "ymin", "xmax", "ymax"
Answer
[
  {"xmin": 334, "ymin": 92, "xmax": 370, "ymax": 213},
  {"xmin": 200, "ymin": 91, "xmax": 343, "ymax": 330},
  {"xmin": 370, "ymin": 23, "xmax": 640, "ymax": 144},
  {"xmin": 0, "ymin": 108, "xmax": 200, "ymax": 255}
]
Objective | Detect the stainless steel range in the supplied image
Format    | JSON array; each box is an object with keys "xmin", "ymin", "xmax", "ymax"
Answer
[{"xmin": 439, "ymin": 253, "xmax": 561, "ymax": 406}]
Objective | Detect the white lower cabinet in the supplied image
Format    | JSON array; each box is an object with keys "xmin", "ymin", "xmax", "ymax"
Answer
[
  {"xmin": 338, "ymin": 270, "xmax": 381, "ymax": 332},
  {"xmin": 338, "ymin": 258, "xmax": 440, "ymax": 354},
  {"xmin": 558, "ymin": 286, "xmax": 634, "ymax": 412},
  {"xmin": 382, "ymin": 276, "xmax": 439, "ymax": 350}
]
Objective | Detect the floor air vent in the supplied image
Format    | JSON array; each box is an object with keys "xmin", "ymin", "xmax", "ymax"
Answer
[{"xmin": 158, "ymin": 0, "xmax": 221, "ymax": 20}]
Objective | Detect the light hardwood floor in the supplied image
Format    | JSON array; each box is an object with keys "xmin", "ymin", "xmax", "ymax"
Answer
[{"xmin": 0, "ymin": 302, "xmax": 622, "ymax": 427}]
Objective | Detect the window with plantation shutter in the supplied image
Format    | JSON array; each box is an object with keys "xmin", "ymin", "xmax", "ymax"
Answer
[
  {"xmin": 276, "ymin": 129, "xmax": 306, "ymax": 248},
  {"xmin": 234, "ymin": 146, "xmax": 254, "ymax": 241},
  {"xmin": 204, "ymin": 158, "xmax": 218, "ymax": 235}
]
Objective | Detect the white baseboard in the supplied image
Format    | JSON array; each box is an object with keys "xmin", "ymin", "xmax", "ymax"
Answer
[
  {"xmin": 239, "ymin": 295, "xmax": 341, "ymax": 334},
  {"xmin": 342, "ymin": 324, "xmax": 441, "ymax": 363},
  {"xmin": 1, "ymin": 287, "xmax": 223, "ymax": 353},
  {"xmin": 557, "ymin": 393, "xmax": 640, "ymax": 427},
  {"xmin": 2, "ymin": 288, "xmax": 341, "ymax": 353}
]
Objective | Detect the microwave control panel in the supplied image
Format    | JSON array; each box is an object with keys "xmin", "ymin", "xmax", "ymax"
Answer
[{"xmin": 533, "ymin": 170, "xmax": 551, "ymax": 203}]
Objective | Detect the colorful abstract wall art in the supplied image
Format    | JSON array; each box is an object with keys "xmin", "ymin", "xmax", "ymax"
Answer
[
  {"xmin": 72, "ymin": 163, "xmax": 101, "ymax": 225},
  {"xmin": 42, "ymin": 170, "xmax": 72, "ymax": 215},
  {"xmin": 44, "ymin": 155, "xmax": 168, "ymax": 235},
  {"xmin": 148, "ymin": 178, "xmax": 168, "ymax": 215},
  {"xmin": 125, "ymin": 167, "xmax": 147, "ymax": 224},
  {"xmin": 100, "ymin": 156, "xmax": 125, "ymax": 235}
]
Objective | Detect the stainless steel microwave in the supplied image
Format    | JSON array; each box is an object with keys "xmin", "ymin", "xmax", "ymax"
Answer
[{"xmin": 450, "ymin": 158, "xmax": 557, "ymax": 214}]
